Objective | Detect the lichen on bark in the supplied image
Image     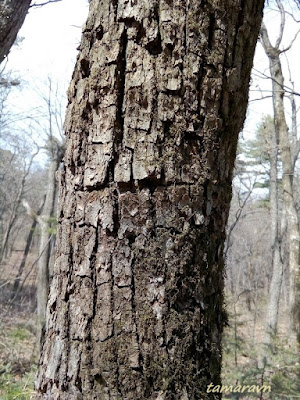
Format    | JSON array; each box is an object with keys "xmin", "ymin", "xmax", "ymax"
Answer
[{"xmin": 36, "ymin": 0, "xmax": 265, "ymax": 399}]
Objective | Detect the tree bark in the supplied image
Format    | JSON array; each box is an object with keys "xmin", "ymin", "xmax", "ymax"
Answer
[
  {"xmin": 36, "ymin": 1, "xmax": 264, "ymax": 398},
  {"xmin": 0, "ymin": 0, "xmax": 31, "ymax": 65}
]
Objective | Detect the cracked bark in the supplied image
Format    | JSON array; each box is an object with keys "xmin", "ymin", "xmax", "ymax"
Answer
[{"xmin": 36, "ymin": 0, "xmax": 264, "ymax": 399}]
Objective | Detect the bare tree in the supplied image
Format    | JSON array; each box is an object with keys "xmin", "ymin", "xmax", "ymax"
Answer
[
  {"xmin": 0, "ymin": 142, "xmax": 38, "ymax": 264},
  {"xmin": 12, "ymin": 195, "xmax": 45, "ymax": 297},
  {"xmin": 260, "ymin": 1, "xmax": 300, "ymax": 338}
]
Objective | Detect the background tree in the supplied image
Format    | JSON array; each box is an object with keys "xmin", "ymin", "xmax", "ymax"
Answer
[
  {"xmin": 260, "ymin": 0, "xmax": 300, "ymax": 339},
  {"xmin": 36, "ymin": 0, "xmax": 264, "ymax": 398},
  {"xmin": 21, "ymin": 78, "xmax": 65, "ymax": 334}
]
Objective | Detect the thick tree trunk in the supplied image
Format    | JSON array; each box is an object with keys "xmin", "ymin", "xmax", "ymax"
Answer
[
  {"xmin": 0, "ymin": 0, "xmax": 31, "ymax": 65},
  {"xmin": 36, "ymin": 1, "xmax": 264, "ymax": 399}
]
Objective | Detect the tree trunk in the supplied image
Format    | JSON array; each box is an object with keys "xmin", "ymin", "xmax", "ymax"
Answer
[
  {"xmin": 12, "ymin": 196, "xmax": 45, "ymax": 298},
  {"xmin": 260, "ymin": 22, "xmax": 300, "ymax": 333},
  {"xmin": 262, "ymin": 116, "xmax": 283, "ymax": 354},
  {"xmin": 23, "ymin": 153, "xmax": 61, "ymax": 335},
  {"xmin": 0, "ymin": 172, "xmax": 26, "ymax": 263},
  {"xmin": 0, "ymin": 0, "xmax": 31, "ymax": 65},
  {"xmin": 36, "ymin": 158, "xmax": 58, "ymax": 328},
  {"xmin": 36, "ymin": 1, "xmax": 264, "ymax": 398}
]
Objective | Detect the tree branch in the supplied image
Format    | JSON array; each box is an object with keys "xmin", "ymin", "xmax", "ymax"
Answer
[
  {"xmin": 275, "ymin": 0, "xmax": 285, "ymax": 49},
  {"xmin": 30, "ymin": 0, "xmax": 62, "ymax": 8},
  {"xmin": 252, "ymin": 68, "xmax": 300, "ymax": 97},
  {"xmin": 22, "ymin": 199, "xmax": 39, "ymax": 220},
  {"xmin": 279, "ymin": 28, "xmax": 300, "ymax": 54}
]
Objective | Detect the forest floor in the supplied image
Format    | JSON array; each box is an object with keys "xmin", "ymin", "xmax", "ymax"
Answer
[
  {"xmin": 0, "ymin": 307, "xmax": 37, "ymax": 400},
  {"xmin": 0, "ymin": 251, "xmax": 38, "ymax": 400},
  {"xmin": 222, "ymin": 293, "xmax": 299, "ymax": 400}
]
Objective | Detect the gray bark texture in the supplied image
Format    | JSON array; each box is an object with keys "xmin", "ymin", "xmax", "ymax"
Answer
[
  {"xmin": 36, "ymin": 0, "xmax": 264, "ymax": 399},
  {"xmin": 0, "ymin": 0, "xmax": 31, "ymax": 65}
]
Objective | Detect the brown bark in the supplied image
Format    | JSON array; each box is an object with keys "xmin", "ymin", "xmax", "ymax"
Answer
[
  {"xmin": 36, "ymin": 1, "xmax": 264, "ymax": 399},
  {"xmin": 0, "ymin": 0, "xmax": 31, "ymax": 65}
]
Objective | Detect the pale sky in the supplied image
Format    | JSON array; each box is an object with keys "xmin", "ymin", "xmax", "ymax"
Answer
[
  {"xmin": 6, "ymin": 0, "xmax": 89, "ymax": 85},
  {"xmin": 2, "ymin": 0, "xmax": 89, "ymax": 155}
]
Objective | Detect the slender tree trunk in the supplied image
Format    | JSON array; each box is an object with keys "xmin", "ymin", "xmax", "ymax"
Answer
[
  {"xmin": 12, "ymin": 196, "xmax": 45, "ymax": 298},
  {"xmin": 0, "ymin": 174, "xmax": 25, "ymax": 263},
  {"xmin": 23, "ymin": 155, "xmax": 61, "ymax": 334},
  {"xmin": 260, "ymin": 23, "xmax": 300, "ymax": 333},
  {"xmin": 36, "ymin": 1, "xmax": 264, "ymax": 398},
  {"xmin": 0, "ymin": 0, "xmax": 31, "ymax": 65},
  {"xmin": 0, "ymin": 152, "xmax": 36, "ymax": 264},
  {"xmin": 36, "ymin": 158, "xmax": 59, "ymax": 330},
  {"xmin": 262, "ymin": 116, "xmax": 283, "ymax": 353}
]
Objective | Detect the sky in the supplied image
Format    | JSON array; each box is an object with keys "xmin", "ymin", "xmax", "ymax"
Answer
[
  {"xmin": 1, "ymin": 0, "xmax": 89, "ymax": 158},
  {"xmin": 6, "ymin": 0, "xmax": 88, "ymax": 86},
  {"xmin": 2, "ymin": 0, "xmax": 300, "ymax": 155}
]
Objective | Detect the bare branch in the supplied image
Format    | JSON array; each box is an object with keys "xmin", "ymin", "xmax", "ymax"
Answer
[
  {"xmin": 275, "ymin": 0, "xmax": 285, "ymax": 48},
  {"xmin": 224, "ymin": 176, "xmax": 257, "ymax": 258},
  {"xmin": 260, "ymin": 22, "xmax": 276, "ymax": 55},
  {"xmin": 30, "ymin": 0, "xmax": 62, "ymax": 8},
  {"xmin": 9, "ymin": 235, "xmax": 53, "ymax": 304},
  {"xmin": 249, "ymin": 95, "xmax": 273, "ymax": 102},
  {"xmin": 252, "ymin": 68, "xmax": 300, "ymax": 97},
  {"xmin": 279, "ymin": 28, "xmax": 300, "ymax": 54},
  {"xmin": 283, "ymin": 9, "xmax": 300, "ymax": 23},
  {"xmin": 22, "ymin": 199, "xmax": 38, "ymax": 220}
]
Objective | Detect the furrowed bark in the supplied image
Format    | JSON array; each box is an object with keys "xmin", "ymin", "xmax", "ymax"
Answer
[{"xmin": 36, "ymin": 1, "xmax": 264, "ymax": 399}]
